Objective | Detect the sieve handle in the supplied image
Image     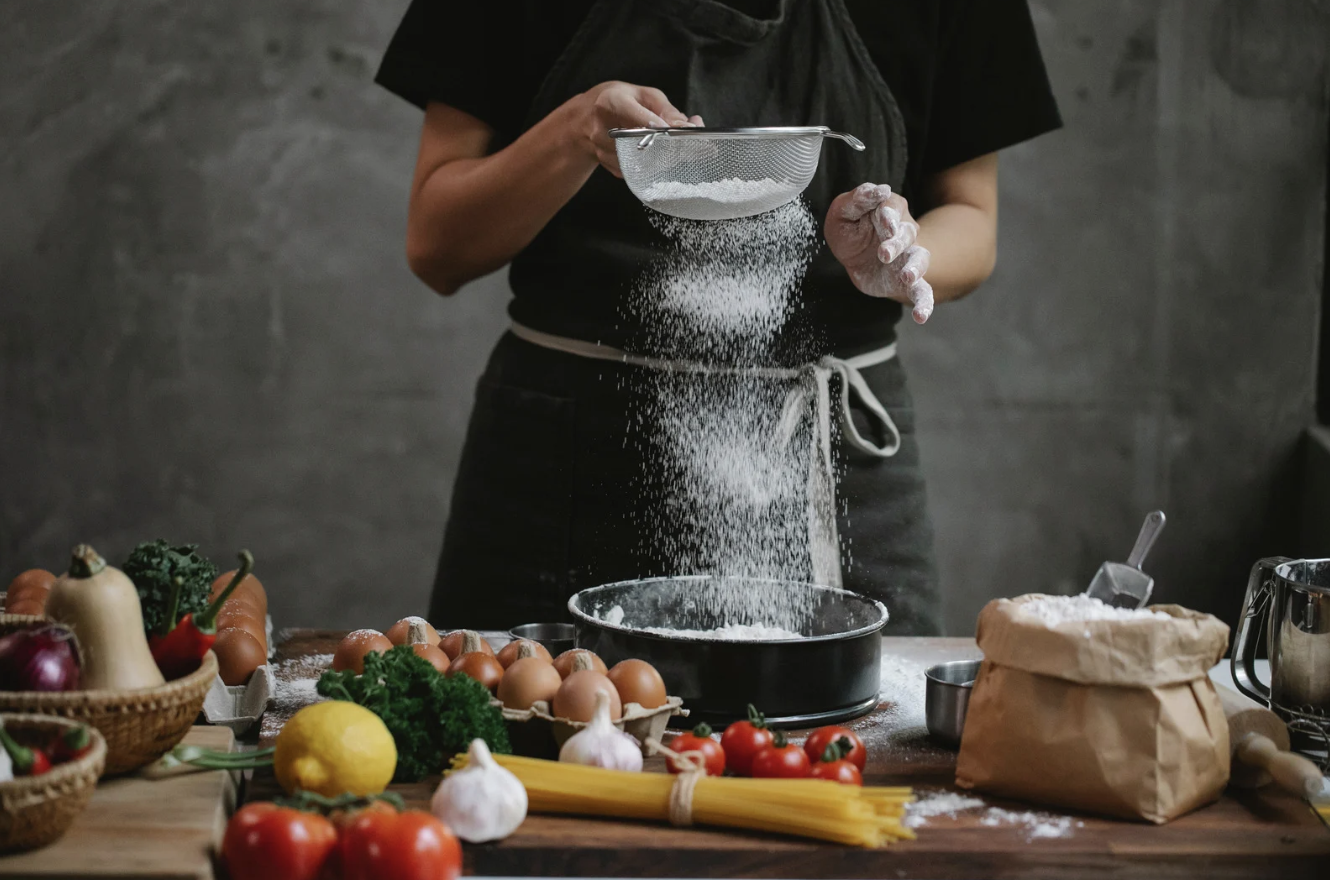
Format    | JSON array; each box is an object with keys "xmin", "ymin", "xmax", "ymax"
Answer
[{"xmin": 824, "ymin": 131, "xmax": 866, "ymax": 151}]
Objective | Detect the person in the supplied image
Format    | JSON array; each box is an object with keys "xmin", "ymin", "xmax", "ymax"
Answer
[{"xmin": 375, "ymin": 0, "xmax": 1061, "ymax": 633}]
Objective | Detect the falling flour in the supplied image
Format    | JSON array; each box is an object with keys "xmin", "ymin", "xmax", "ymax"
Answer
[
  {"xmin": 626, "ymin": 200, "xmax": 823, "ymax": 630},
  {"xmin": 1016, "ymin": 594, "xmax": 1171, "ymax": 626}
]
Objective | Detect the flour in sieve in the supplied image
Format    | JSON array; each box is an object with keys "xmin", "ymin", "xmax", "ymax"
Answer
[{"xmin": 640, "ymin": 177, "xmax": 792, "ymax": 218}]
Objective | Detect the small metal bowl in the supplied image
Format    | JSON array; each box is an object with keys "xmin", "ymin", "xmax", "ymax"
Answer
[
  {"xmin": 509, "ymin": 622, "xmax": 576, "ymax": 657},
  {"xmin": 925, "ymin": 660, "xmax": 982, "ymax": 748}
]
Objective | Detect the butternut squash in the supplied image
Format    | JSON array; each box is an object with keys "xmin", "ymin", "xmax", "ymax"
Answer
[{"xmin": 46, "ymin": 545, "xmax": 166, "ymax": 691}]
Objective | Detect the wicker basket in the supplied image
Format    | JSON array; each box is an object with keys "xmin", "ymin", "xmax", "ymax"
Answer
[
  {"xmin": 0, "ymin": 713, "xmax": 107, "ymax": 852},
  {"xmin": 0, "ymin": 617, "xmax": 216, "ymax": 775}
]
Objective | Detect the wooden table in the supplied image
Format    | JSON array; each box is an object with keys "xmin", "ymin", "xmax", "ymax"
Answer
[
  {"xmin": 254, "ymin": 630, "xmax": 1330, "ymax": 879},
  {"xmin": 0, "ymin": 726, "xmax": 237, "ymax": 879}
]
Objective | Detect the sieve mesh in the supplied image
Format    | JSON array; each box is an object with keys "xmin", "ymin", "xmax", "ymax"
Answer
[{"xmin": 612, "ymin": 127, "xmax": 864, "ymax": 222}]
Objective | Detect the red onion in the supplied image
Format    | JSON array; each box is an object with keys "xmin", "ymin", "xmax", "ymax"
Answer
[{"xmin": 0, "ymin": 624, "xmax": 81, "ymax": 692}]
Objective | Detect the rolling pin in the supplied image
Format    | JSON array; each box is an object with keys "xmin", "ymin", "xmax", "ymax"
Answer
[{"xmin": 1216, "ymin": 682, "xmax": 1326, "ymax": 799}]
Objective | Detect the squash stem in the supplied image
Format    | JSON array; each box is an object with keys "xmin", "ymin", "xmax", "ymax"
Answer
[{"xmin": 67, "ymin": 545, "xmax": 106, "ymax": 579}]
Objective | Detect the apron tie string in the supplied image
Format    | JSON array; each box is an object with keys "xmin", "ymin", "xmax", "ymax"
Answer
[{"xmin": 508, "ymin": 322, "xmax": 900, "ymax": 586}]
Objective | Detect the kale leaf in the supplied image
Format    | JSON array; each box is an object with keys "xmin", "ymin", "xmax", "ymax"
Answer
[
  {"xmin": 120, "ymin": 539, "xmax": 218, "ymax": 636},
  {"xmin": 316, "ymin": 645, "xmax": 510, "ymax": 782}
]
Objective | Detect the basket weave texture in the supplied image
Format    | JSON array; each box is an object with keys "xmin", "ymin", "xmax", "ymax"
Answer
[
  {"xmin": 0, "ymin": 617, "xmax": 215, "ymax": 775},
  {"xmin": 0, "ymin": 713, "xmax": 107, "ymax": 852}
]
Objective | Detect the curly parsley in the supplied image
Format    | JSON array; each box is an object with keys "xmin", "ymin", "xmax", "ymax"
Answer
[
  {"xmin": 317, "ymin": 645, "xmax": 510, "ymax": 782},
  {"xmin": 120, "ymin": 539, "xmax": 219, "ymax": 636}
]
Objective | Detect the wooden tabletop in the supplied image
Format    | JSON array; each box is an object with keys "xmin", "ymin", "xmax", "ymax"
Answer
[
  {"xmin": 252, "ymin": 630, "xmax": 1330, "ymax": 879},
  {"xmin": 0, "ymin": 726, "xmax": 236, "ymax": 880}
]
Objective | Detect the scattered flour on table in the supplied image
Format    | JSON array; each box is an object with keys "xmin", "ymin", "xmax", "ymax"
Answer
[
  {"xmin": 980, "ymin": 807, "xmax": 1084, "ymax": 840},
  {"xmin": 905, "ymin": 790, "xmax": 1083, "ymax": 840},
  {"xmin": 876, "ymin": 652, "xmax": 928, "ymax": 728},
  {"xmin": 260, "ymin": 652, "xmax": 333, "ymax": 740},
  {"xmin": 1016, "ymin": 594, "xmax": 1171, "ymax": 626},
  {"xmin": 903, "ymin": 791, "xmax": 986, "ymax": 827}
]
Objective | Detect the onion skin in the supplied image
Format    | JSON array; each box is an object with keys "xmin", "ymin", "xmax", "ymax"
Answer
[{"xmin": 0, "ymin": 624, "xmax": 80, "ymax": 692}]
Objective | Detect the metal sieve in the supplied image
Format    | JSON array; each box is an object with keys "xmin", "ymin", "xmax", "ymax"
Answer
[{"xmin": 610, "ymin": 126, "xmax": 866, "ymax": 221}]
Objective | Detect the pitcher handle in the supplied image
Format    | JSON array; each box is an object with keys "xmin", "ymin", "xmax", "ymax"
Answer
[{"xmin": 1231, "ymin": 556, "xmax": 1288, "ymax": 704}]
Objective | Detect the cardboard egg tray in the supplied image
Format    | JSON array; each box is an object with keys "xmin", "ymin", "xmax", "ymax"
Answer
[{"xmin": 493, "ymin": 696, "xmax": 687, "ymax": 759}]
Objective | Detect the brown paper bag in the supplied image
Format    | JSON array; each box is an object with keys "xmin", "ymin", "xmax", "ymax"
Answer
[{"xmin": 954, "ymin": 595, "xmax": 1231, "ymax": 824}]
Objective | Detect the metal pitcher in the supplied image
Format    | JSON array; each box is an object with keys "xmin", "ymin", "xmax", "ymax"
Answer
[{"xmin": 1232, "ymin": 557, "xmax": 1330, "ymax": 728}]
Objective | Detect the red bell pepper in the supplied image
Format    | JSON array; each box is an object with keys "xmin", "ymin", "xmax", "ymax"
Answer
[
  {"xmin": 0, "ymin": 724, "xmax": 52, "ymax": 776},
  {"xmin": 150, "ymin": 550, "xmax": 253, "ymax": 680},
  {"xmin": 48, "ymin": 725, "xmax": 93, "ymax": 764}
]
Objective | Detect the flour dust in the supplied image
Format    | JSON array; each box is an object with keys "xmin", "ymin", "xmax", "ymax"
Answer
[{"xmin": 626, "ymin": 200, "xmax": 824, "ymax": 628}]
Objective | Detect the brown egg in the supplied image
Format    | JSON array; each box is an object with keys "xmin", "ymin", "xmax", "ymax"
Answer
[
  {"xmin": 447, "ymin": 651, "xmax": 504, "ymax": 693},
  {"xmin": 497, "ymin": 656, "xmax": 563, "ymax": 710},
  {"xmin": 552, "ymin": 669, "xmax": 622, "ymax": 722},
  {"xmin": 552, "ymin": 649, "xmax": 607, "ymax": 679},
  {"xmin": 386, "ymin": 617, "xmax": 441, "ymax": 647},
  {"xmin": 217, "ymin": 614, "xmax": 268, "ymax": 654},
  {"xmin": 411, "ymin": 642, "xmax": 451, "ymax": 674},
  {"xmin": 332, "ymin": 629, "xmax": 393, "ymax": 674},
  {"xmin": 217, "ymin": 590, "xmax": 265, "ymax": 622},
  {"xmin": 5, "ymin": 570, "xmax": 55, "ymax": 611},
  {"xmin": 214, "ymin": 628, "xmax": 267, "ymax": 685},
  {"xmin": 607, "ymin": 659, "xmax": 668, "ymax": 709},
  {"xmin": 496, "ymin": 638, "xmax": 553, "ymax": 669},
  {"xmin": 439, "ymin": 630, "xmax": 494, "ymax": 660},
  {"xmin": 5, "ymin": 598, "xmax": 47, "ymax": 617},
  {"xmin": 211, "ymin": 570, "xmax": 267, "ymax": 616}
]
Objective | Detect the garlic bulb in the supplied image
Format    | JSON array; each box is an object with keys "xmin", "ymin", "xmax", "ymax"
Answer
[
  {"xmin": 431, "ymin": 739, "xmax": 527, "ymax": 843},
  {"xmin": 558, "ymin": 690, "xmax": 643, "ymax": 771}
]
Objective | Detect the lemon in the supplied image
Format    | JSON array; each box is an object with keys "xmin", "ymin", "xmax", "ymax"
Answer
[{"xmin": 274, "ymin": 701, "xmax": 396, "ymax": 797}]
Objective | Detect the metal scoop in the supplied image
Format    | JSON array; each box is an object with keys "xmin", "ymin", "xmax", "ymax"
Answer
[{"xmin": 1085, "ymin": 510, "xmax": 1167, "ymax": 609}]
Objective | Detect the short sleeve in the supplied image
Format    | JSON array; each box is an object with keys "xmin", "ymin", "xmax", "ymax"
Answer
[
  {"xmin": 374, "ymin": 0, "xmax": 522, "ymax": 137},
  {"xmin": 923, "ymin": 0, "xmax": 1062, "ymax": 174}
]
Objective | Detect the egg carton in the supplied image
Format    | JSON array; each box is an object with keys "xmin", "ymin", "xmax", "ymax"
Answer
[
  {"xmin": 493, "ymin": 696, "xmax": 687, "ymax": 759},
  {"xmin": 201, "ymin": 613, "xmax": 276, "ymax": 735}
]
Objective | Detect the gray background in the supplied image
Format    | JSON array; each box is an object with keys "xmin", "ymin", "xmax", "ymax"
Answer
[{"xmin": 2, "ymin": 1, "xmax": 1327, "ymax": 636}]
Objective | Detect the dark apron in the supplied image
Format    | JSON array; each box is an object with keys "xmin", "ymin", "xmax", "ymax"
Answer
[{"xmin": 429, "ymin": 0, "xmax": 941, "ymax": 635}]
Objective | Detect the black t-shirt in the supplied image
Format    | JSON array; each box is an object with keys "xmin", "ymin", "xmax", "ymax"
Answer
[{"xmin": 377, "ymin": 0, "xmax": 1062, "ymax": 353}]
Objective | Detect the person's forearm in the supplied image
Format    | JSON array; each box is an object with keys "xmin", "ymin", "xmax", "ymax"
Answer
[
  {"xmin": 407, "ymin": 99, "xmax": 598, "ymax": 295},
  {"xmin": 915, "ymin": 203, "xmax": 997, "ymax": 304}
]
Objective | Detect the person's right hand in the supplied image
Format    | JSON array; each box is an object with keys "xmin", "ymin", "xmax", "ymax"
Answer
[{"xmin": 574, "ymin": 82, "xmax": 702, "ymax": 178}]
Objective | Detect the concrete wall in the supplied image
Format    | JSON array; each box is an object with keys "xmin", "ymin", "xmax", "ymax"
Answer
[{"xmin": 2, "ymin": 1, "xmax": 1327, "ymax": 634}]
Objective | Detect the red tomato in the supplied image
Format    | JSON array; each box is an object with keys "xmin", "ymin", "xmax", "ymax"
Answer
[
  {"xmin": 667, "ymin": 723, "xmax": 726, "ymax": 777},
  {"xmin": 222, "ymin": 803, "xmax": 338, "ymax": 880},
  {"xmin": 750, "ymin": 732, "xmax": 811, "ymax": 779},
  {"xmin": 341, "ymin": 807, "xmax": 462, "ymax": 880},
  {"xmin": 810, "ymin": 759, "xmax": 863, "ymax": 786},
  {"xmin": 720, "ymin": 704, "xmax": 774, "ymax": 777},
  {"xmin": 803, "ymin": 726, "xmax": 867, "ymax": 771}
]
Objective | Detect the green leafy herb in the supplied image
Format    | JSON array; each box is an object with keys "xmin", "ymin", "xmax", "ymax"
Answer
[
  {"xmin": 317, "ymin": 645, "xmax": 510, "ymax": 782},
  {"xmin": 121, "ymin": 540, "xmax": 218, "ymax": 636}
]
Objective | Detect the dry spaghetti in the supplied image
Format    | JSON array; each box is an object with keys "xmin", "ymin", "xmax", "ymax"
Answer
[{"xmin": 450, "ymin": 751, "xmax": 914, "ymax": 847}]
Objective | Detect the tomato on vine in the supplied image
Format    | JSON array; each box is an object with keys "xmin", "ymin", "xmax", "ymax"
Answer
[
  {"xmin": 803, "ymin": 726, "xmax": 866, "ymax": 771},
  {"xmin": 720, "ymin": 704, "xmax": 775, "ymax": 777},
  {"xmin": 750, "ymin": 731, "xmax": 811, "ymax": 779},
  {"xmin": 667, "ymin": 723, "xmax": 726, "ymax": 777}
]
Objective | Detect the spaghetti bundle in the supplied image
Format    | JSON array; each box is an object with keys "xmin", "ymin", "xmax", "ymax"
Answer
[{"xmin": 451, "ymin": 752, "xmax": 914, "ymax": 847}]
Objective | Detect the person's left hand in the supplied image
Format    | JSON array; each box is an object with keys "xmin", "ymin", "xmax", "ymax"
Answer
[{"xmin": 825, "ymin": 183, "xmax": 934, "ymax": 324}]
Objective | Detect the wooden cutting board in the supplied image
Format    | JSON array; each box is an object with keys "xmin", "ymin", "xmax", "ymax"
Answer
[{"xmin": 0, "ymin": 726, "xmax": 236, "ymax": 880}]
